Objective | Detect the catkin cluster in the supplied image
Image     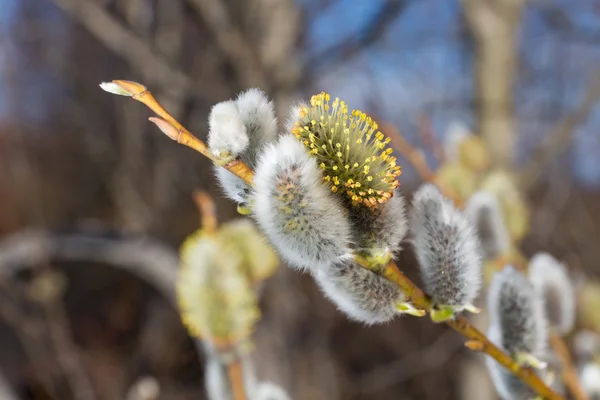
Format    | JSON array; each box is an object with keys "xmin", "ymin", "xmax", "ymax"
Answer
[{"xmin": 208, "ymin": 89, "xmax": 483, "ymax": 325}]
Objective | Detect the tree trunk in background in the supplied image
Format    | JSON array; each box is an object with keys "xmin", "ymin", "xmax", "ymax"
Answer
[{"xmin": 462, "ymin": 0, "xmax": 525, "ymax": 169}]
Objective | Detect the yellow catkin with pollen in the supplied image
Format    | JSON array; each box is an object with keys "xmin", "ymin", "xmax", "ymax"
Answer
[
  {"xmin": 292, "ymin": 92, "xmax": 401, "ymax": 208},
  {"xmin": 176, "ymin": 223, "xmax": 274, "ymax": 346}
]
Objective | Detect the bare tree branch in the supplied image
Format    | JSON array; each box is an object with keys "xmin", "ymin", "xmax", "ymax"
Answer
[
  {"xmin": 49, "ymin": 0, "xmax": 222, "ymax": 101},
  {"xmin": 519, "ymin": 70, "xmax": 600, "ymax": 189},
  {"xmin": 304, "ymin": 0, "xmax": 410, "ymax": 76},
  {"xmin": 0, "ymin": 230, "xmax": 178, "ymax": 305},
  {"xmin": 187, "ymin": 0, "xmax": 267, "ymax": 88},
  {"xmin": 461, "ymin": 0, "xmax": 526, "ymax": 168}
]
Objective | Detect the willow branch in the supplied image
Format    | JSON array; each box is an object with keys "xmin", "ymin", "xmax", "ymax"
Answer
[
  {"xmin": 550, "ymin": 334, "xmax": 588, "ymax": 400},
  {"xmin": 370, "ymin": 259, "xmax": 562, "ymax": 400},
  {"xmin": 227, "ymin": 360, "xmax": 248, "ymax": 400},
  {"xmin": 102, "ymin": 80, "xmax": 562, "ymax": 400}
]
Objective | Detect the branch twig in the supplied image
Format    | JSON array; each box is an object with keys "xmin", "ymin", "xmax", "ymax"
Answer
[
  {"xmin": 550, "ymin": 334, "xmax": 589, "ymax": 400},
  {"xmin": 519, "ymin": 71, "xmax": 600, "ymax": 190},
  {"xmin": 103, "ymin": 80, "xmax": 563, "ymax": 400},
  {"xmin": 227, "ymin": 360, "xmax": 248, "ymax": 400}
]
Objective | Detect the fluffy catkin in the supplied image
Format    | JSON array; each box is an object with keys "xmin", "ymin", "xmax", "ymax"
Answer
[
  {"xmin": 252, "ymin": 134, "xmax": 352, "ymax": 271},
  {"xmin": 313, "ymin": 260, "xmax": 405, "ymax": 324},
  {"xmin": 488, "ymin": 266, "xmax": 548, "ymax": 358},
  {"xmin": 349, "ymin": 190, "xmax": 408, "ymax": 257},
  {"xmin": 528, "ymin": 252, "xmax": 575, "ymax": 336},
  {"xmin": 410, "ymin": 184, "xmax": 482, "ymax": 309},
  {"xmin": 580, "ymin": 363, "xmax": 600, "ymax": 400},
  {"xmin": 465, "ymin": 191, "xmax": 510, "ymax": 261},
  {"xmin": 486, "ymin": 325, "xmax": 546, "ymax": 400},
  {"xmin": 253, "ymin": 382, "xmax": 291, "ymax": 400},
  {"xmin": 209, "ymin": 89, "xmax": 279, "ymax": 205}
]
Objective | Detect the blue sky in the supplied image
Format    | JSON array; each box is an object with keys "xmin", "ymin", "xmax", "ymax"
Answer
[{"xmin": 1, "ymin": 0, "xmax": 599, "ymax": 185}]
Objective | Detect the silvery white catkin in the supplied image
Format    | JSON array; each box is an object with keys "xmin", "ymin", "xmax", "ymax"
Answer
[
  {"xmin": 252, "ymin": 134, "xmax": 352, "ymax": 271},
  {"xmin": 528, "ymin": 252, "xmax": 576, "ymax": 336},
  {"xmin": 486, "ymin": 267, "xmax": 548, "ymax": 400},
  {"xmin": 574, "ymin": 330, "xmax": 600, "ymax": 364},
  {"xmin": 485, "ymin": 325, "xmax": 543, "ymax": 400},
  {"xmin": 209, "ymin": 89, "xmax": 279, "ymax": 205},
  {"xmin": 410, "ymin": 184, "xmax": 482, "ymax": 309},
  {"xmin": 205, "ymin": 356, "xmax": 233, "ymax": 400},
  {"xmin": 580, "ymin": 363, "xmax": 600, "ymax": 400},
  {"xmin": 252, "ymin": 382, "xmax": 292, "ymax": 400},
  {"xmin": 465, "ymin": 191, "xmax": 510, "ymax": 261},
  {"xmin": 313, "ymin": 260, "xmax": 405, "ymax": 324},
  {"xmin": 350, "ymin": 190, "xmax": 408, "ymax": 256}
]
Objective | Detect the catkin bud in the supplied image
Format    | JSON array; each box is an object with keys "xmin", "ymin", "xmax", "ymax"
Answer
[
  {"xmin": 465, "ymin": 191, "xmax": 510, "ymax": 261},
  {"xmin": 253, "ymin": 134, "xmax": 352, "ymax": 271},
  {"xmin": 209, "ymin": 89, "xmax": 278, "ymax": 207},
  {"xmin": 528, "ymin": 253, "xmax": 575, "ymax": 336},
  {"xmin": 350, "ymin": 190, "xmax": 408, "ymax": 259},
  {"xmin": 488, "ymin": 266, "xmax": 547, "ymax": 359},
  {"xmin": 313, "ymin": 260, "xmax": 406, "ymax": 324},
  {"xmin": 218, "ymin": 219, "xmax": 279, "ymax": 284},
  {"xmin": 177, "ymin": 229, "xmax": 260, "ymax": 345},
  {"xmin": 486, "ymin": 324, "xmax": 551, "ymax": 400},
  {"xmin": 410, "ymin": 184, "xmax": 482, "ymax": 319}
]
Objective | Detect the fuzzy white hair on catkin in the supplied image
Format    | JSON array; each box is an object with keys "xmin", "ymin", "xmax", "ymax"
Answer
[
  {"xmin": 350, "ymin": 190, "xmax": 408, "ymax": 257},
  {"xmin": 574, "ymin": 330, "xmax": 600, "ymax": 364},
  {"xmin": 210, "ymin": 89, "xmax": 279, "ymax": 206},
  {"xmin": 528, "ymin": 252, "xmax": 576, "ymax": 336},
  {"xmin": 465, "ymin": 190, "xmax": 510, "ymax": 261},
  {"xmin": 410, "ymin": 184, "xmax": 482, "ymax": 308},
  {"xmin": 486, "ymin": 324, "xmax": 542, "ymax": 400},
  {"xmin": 313, "ymin": 260, "xmax": 404, "ymax": 325},
  {"xmin": 252, "ymin": 134, "xmax": 353, "ymax": 271},
  {"xmin": 580, "ymin": 363, "xmax": 600, "ymax": 399},
  {"xmin": 487, "ymin": 266, "xmax": 548, "ymax": 357},
  {"xmin": 208, "ymin": 100, "xmax": 249, "ymax": 159},
  {"xmin": 235, "ymin": 88, "xmax": 278, "ymax": 167},
  {"xmin": 253, "ymin": 382, "xmax": 291, "ymax": 400},
  {"xmin": 205, "ymin": 357, "xmax": 232, "ymax": 400}
]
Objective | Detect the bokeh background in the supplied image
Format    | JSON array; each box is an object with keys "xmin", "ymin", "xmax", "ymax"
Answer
[{"xmin": 1, "ymin": 0, "xmax": 600, "ymax": 399}]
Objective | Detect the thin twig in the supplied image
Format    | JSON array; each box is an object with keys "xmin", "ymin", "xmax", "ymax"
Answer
[
  {"xmin": 371, "ymin": 259, "xmax": 562, "ymax": 400},
  {"xmin": 227, "ymin": 360, "xmax": 248, "ymax": 400},
  {"xmin": 35, "ymin": 266, "xmax": 97, "ymax": 400},
  {"xmin": 519, "ymin": 70, "xmax": 600, "ymax": 190},
  {"xmin": 103, "ymin": 80, "xmax": 563, "ymax": 400},
  {"xmin": 49, "ymin": 0, "xmax": 223, "ymax": 101},
  {"xmin": 193, "ymin": 190, "xmax": 218, "ymax": 233},
  {"xmin": 550, "ymin": 334, "xmax": 589, "ymax": 400},
  {"xmin": 187, "ymin": 0, "xmax": 266, "ymax": 88}
]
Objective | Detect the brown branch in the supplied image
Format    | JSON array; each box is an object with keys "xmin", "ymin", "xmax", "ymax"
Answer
[
  {"xmin": 49, "ymin": 0, "xmax": 222, "ymax": 101},
  {"xmin": 102, "ymin": 80, "xmax": 562, "ymax": 400},
  {"xmin": 461, "ymin": 0, "xmax": 525, "ymax": 168},
  {"xmin": 36, "ymin": 267, "xmax": 97, "ymax": 400},
  {"xmin": 519, "ymin": 71, "xmax": 600, "ymax": 189},
  {"xmin": 193, "ymin": 191, "xmax": 218, "ymax": 233},
  {"xmin": 0, "ymin": 230, "xmax": 179, "ymax": 306},
  {"xmin": 187, "ymin": 0, "xmax": 266, "ymax": 88},
  {"xmin": 550, "ymin": 334, "xmax": 589, "ymax": 400},
  {"xmin": 227, "ymin": 360, "xmax": 248, "ymax": 400}
]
